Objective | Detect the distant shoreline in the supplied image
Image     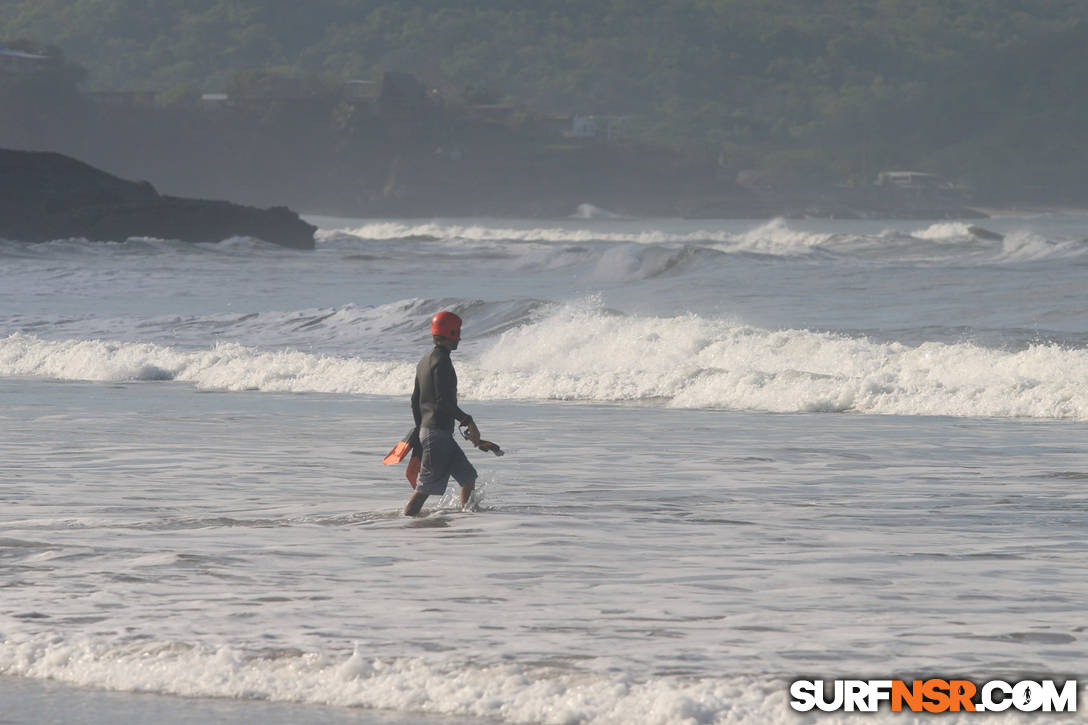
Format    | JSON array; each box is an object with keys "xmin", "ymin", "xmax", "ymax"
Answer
[{"xmin": 971, "ymin": 205, "xmax": 1088, "ymax": 218}]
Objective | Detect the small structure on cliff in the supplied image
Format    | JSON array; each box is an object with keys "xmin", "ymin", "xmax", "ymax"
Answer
[
  {"xmin": 0, "ymin": 149, "xmax": 316, "ymax": 249},
  {"xmin": 876, "ymin": 171, "xmax": 944, "ymax": 192},
  {"xmin": 0, "ymin": 45, "xmax": 49, "ymax": 74}
]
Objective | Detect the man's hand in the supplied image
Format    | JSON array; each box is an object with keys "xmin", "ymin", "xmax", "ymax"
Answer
[
  {"xmin": 465, "ymin": 419, "xmax": 482, "ymax": 446},
  {"xmin": 460, "ymin": 420, "xmax": 504, "ymax": 456}
]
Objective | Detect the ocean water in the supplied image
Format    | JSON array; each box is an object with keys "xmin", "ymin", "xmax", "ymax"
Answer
[{"xmin": 2, "ymin": 214, "xmax": 1087, "ymax": 724}]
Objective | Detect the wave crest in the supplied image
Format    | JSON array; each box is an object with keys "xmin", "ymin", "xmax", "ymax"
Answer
[
  {"xmin": 473, "ymin": 305, "xmax": 1088, "ymax": 419},
  {"xmin": 318, "ymin": 218, "xmax": 827, "ymax": 257},
  {"xmin": 5, "ymin": 304, "xmax": 1088, "ymax": 420},
  {"xmin": 0, "ymin": 634, "xmax": 792, "ymax": 725}
]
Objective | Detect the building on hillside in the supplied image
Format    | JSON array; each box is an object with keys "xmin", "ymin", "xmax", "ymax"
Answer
[
  {"xmin": 572, "ymin": 114, "xmax": 630, "ymax": 141},
  {"xmin": 0, "ymin": 46, "xmax": 49, "ymax": 74},
  {"xmin": 87, "ymin": 90, "xmax": 158, "ymax": 110},
  {"xmin": 875, "ymin": 171, "xmax": 943, "ymax": 191},
  {"xmin": 200, "ymin": 93, "xmax": 231, "ymax": 108},
  {"xmin": 876, "ymin": 171, "xmax": 968, "ymax": 199}
]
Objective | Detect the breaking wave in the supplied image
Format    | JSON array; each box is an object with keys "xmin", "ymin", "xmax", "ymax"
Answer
[
  {"xmin": 474, "ymin": 305, "xmax": 1088, "ymax": 419},
  {"xmin": 318, "ymin": 217, "xmax": 1088, "ymax": 265},
  {"xmin": 319, "ymin": 218, "xmax": 833, "ymax": 257},
  {"xmin": 6, "ymin": 217, "xmax": 1083, "ymax": 266},
  {"xmin": 0, "ymin": 635, "xmax": 1045, "ymax": 725},
  {"xmin": 4, "ymin": 302, "xmax": 1087, "ymax": 420},
  {"xmin": 911, "ymin": 222, "xmax": 982, "ymax": 241}
]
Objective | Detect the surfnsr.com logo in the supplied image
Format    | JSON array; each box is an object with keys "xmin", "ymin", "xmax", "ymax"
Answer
[{"xmin": 790, "ymin": 679, "xmax": 1077, "ymax": 713}]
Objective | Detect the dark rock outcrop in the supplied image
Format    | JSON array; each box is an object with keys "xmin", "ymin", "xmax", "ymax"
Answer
[{"xmin": 0, "ymin": 149, "xmax": 315, "ymax": 249}]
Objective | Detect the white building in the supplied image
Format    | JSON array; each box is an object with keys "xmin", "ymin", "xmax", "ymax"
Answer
[
  {"xmin": 0, "ymin": 46, "xmax": 49, "ymax": 74},
  {"xmin": 572, "ymin": 114, "xmax": 629, "ymax": 140}
]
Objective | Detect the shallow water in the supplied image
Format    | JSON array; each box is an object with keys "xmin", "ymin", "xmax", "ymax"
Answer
[
  {"xmin": 3, "ymin": 377, "xmax": 1086, "ymax": 723},
  {"xmin": 2, "ymin": 214, "xmax": 1088, "ymax": 722}
]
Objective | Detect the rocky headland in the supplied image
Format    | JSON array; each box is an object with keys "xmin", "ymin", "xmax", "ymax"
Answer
[{"xmin": 0, "ymin": 149, "xmax": 316, "ymax": 249}]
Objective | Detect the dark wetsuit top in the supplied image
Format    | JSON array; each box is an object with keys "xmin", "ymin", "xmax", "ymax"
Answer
[{"xmin": 412, "ymin": 345, "xmax": 469, "ymax": 433}]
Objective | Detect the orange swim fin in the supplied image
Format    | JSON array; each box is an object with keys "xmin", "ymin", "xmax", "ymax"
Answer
[
  {"xmin": 382, "ymin": 440, "xmax": 412, "ymax": 465},
  {"xmin": 383, "ymin": 428, "xmax": 421, "ymax": 464},
  {"xmin": 405, "ymin": 455, "xmax": 421, "ymax": 489},
  {"xmin": 384, "ymin": 428, "xmax": 423, "ymax": 489}
]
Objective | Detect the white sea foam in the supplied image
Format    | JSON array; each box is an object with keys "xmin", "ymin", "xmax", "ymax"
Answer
[
  {"xmin": 320, "ymin": 221, "xmax": 677, "ymax": 244},
  {"xmin": 729, "ymin": 218, "xmax": 835, "ymax": 254},
  {"xmin": 911, "ymin": 222, "xmax": 977, "ymax": 241},
  {"xmin": 475, "ymin": 305, "xmax": 1088, "ymax": 419},
  {"xmin": 0, "ymin": 333, "xmax": 412, "ymax": 394},
  {"xmin": 4, "ymin": 303, "xmax": 1088, "ymax": 419},
  {"xmin": 320, "ymin": 218, "xmax": 827, "ymax": 256},
  {"xmin": 0, "ymin": 636, "xmax": 1045, "ymax": 725},
  {"xmin": 994, "ymin": 229, "xmax": 1088, "ymax": 262},
  {"xmin": 909, "ymin": 222, "xmax": 1088, "ymax": 262}
]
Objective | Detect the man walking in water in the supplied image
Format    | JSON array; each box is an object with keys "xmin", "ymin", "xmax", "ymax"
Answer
[{"xmin": 404, "ymin": 311, "xmax": 482, "ymax": 516}]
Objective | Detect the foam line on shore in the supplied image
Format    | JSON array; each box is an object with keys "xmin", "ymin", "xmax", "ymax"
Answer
[{"xmin": 0, "ymin": 635, "xmax": 1040, "ymax": 725}]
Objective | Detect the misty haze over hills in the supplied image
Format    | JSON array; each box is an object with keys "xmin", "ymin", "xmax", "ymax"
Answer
[{"xmin": 2, "ymin": 1, "xmax": 1086, "ymax": 214}]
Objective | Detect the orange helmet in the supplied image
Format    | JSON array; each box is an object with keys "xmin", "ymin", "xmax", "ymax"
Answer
[{"xmin": 430, "ymin": 311, "xmax": 462, "ymax": 340}]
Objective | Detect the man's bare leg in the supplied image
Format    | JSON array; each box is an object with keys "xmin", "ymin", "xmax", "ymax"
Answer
[
  {"xmin": 461, "ymin": 481, "xmax": 476, "ymax": 511},
  {"xmin": 404, "ymin": 491, "xmax": 429, "ymax": 516}
]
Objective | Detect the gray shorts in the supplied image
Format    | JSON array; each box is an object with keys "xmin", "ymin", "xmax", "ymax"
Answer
[{"xmin": 416, "ymin": 427, "xmax": 477, "ymax": 495}]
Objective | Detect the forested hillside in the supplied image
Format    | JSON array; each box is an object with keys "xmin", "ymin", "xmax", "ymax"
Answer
[{"xmin": 3, "ymin": 0, "xmax": 1087, "ymax": 199}]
